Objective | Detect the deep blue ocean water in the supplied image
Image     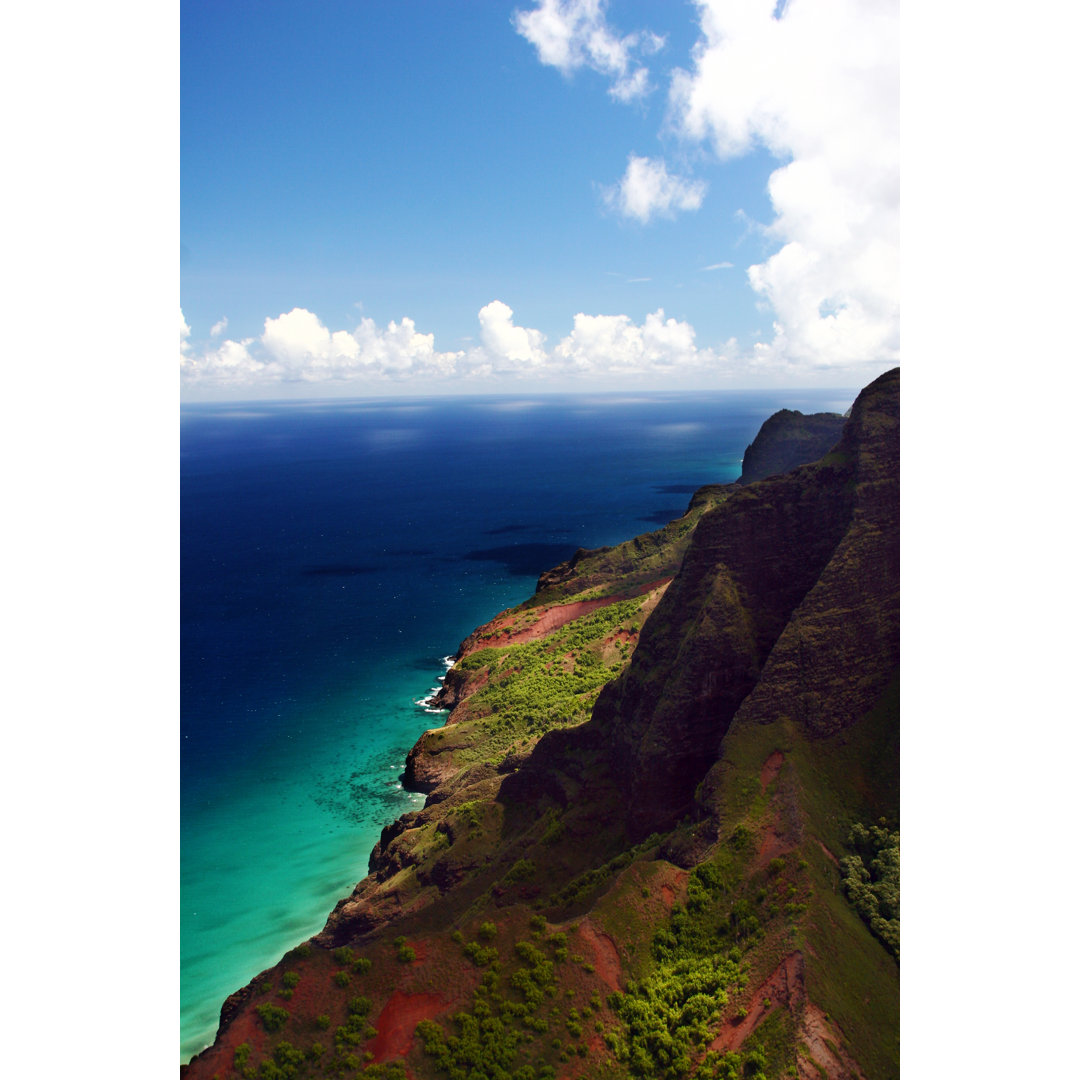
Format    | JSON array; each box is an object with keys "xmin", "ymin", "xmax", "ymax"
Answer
[{"xmin": 180, "ymin": 389, "xmax": 853, "ymax": 1061}]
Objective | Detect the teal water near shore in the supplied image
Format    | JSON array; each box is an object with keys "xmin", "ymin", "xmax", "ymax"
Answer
[{"xmin": 180, "ymin": 390, "xmax": 853, "ymax": 1062}]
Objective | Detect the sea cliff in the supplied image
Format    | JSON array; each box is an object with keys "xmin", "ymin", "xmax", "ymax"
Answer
[{"xmin": 183, "ymin": 370, "xmax": 899, "ymax": 1080}]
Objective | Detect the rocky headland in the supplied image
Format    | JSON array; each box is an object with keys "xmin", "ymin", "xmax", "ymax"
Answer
[
  {"xmin": 737, "ymin": 408, "xmax": 847, "ymax": 484},
  {"xmin": 182, "ymin": 369, "xmax": 899, "ymax": 1080}
]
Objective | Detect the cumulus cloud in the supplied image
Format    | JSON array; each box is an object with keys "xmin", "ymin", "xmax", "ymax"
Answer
[
  {"xmin": 180, "ymin": 337, "xmax": 262, "ymax": 384},
  {"xmin": 553, "ymin": 308, "xmax": 709, "ymax": 373},
  {"xmin": 210, "ymin": 317, "xmax": 228, "ymax": 337},
  {"xmin": 179, "ymin": 307, "xmax": 464, "ymax": 388},
  {"xmin": 179, "ymin": 302, "xmax": 735, "ymax": 392},
  {"xmin": 514, "ymin": 0, "xmax": 664, "ymax": 102},
  {"xmin": 668, "ymin": 0, "xmax": 900, "ymax": 369},
  {"xmin": 261, "ymin": 308, "xmax": 361, "ymax": 373},
  {"xmin": 474, "ymin": 300, "xmax": 548, "ymax": 371},
  {"xmin": 604, "ymin": 155, "xmax": 707, "ymax": 223}
]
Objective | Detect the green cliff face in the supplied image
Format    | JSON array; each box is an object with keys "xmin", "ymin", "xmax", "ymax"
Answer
[
  {"xmin": 182, "ymin": 370, "xmax": 899, "ymax": 1080},
  {"xmin": 737, "ymin": 408, "xmax": 847, "ymax": 484}
]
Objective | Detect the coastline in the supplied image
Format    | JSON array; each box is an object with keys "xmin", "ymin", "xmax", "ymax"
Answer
[
  {"xmin": 179, "ymin": 389, "xmax": 837, "ymax": 1067},
  {"xmin": 180, "ymin": 662, "xmax": 448, "ymax": 1063}
]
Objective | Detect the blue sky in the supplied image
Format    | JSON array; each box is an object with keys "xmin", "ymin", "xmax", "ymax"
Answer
[{"xmin": 181, "ymin": 0, "xmax": 900, "ymax": 398}]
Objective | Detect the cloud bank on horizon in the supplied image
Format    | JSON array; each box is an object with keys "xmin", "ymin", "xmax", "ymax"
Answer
[
  {"xmin": 180, "ymin": 302, "xmax": 725, "ymax": 387},
  {"xmin": 181, "ymin": 0, "xmax": 897, "ymax": 394}
]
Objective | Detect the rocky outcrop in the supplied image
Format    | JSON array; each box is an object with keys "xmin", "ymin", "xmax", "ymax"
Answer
[
  {"xmin": 716, "ymin": 368, "xmax": 899, "ymax": 741},
  {"xmin": 738, "ymin": 408, "xmax": 846, "ymax": 483},
  {"xmin": 508, "ymin": 369, "xmax": 898, "ymax": 840}
]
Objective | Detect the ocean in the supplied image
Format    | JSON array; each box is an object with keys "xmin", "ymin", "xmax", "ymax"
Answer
[{"xmin": 179, "ymin": 388, "xmax": 853, "ymax": 1061}]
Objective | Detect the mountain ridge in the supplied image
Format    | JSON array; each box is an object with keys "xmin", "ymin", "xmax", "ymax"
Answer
[{"xmin": 182, "ymin": 370, "xmax": 899, "ymax": 1080}]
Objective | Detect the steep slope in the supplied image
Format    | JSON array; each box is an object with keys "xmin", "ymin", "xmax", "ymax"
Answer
[
  {"xmin": 181, "ymin": 371, "xmax": 898, "ymax": 1080},
  {"xmin": 576, "ymin": 368, "xmax": 896, "ymax": 838},
  {"xmin": 737, "ymin": 409, "xmax": 846, "ymax": 484}
]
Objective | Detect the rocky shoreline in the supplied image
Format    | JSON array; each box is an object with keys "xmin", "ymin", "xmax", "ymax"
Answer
[{"xmin": 182, "ymin": 371, "xmax": 899, "ymax": 1080}]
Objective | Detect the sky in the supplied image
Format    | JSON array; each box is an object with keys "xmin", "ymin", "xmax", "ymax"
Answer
[{"xmin": 180, "ymin": 0, "xmax": 899, "ymax": 399}]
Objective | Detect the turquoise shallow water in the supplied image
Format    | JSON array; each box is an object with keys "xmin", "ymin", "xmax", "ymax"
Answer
[
  {"xmin": 180, "ymin": 390, "xmax": 853, "ymax": 1062},
  {"xmin": 180, "ymin": 675, "xmax": 434, "ymax": 1059}
]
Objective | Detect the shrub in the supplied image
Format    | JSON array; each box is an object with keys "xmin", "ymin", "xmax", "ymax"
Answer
[
  {"xmin": 729, "ymin": 824, "xmax": 753, "ymax": 850},
  {"xmin": 272, "ymin": 1041, "xmax": 305, "ymax": 1068},
  {"xmin": 505, "ymin": 859, "xmax": 536, "ymax": 884},
  {"xmin": 333, "ymin": 970, "xmax": 351, "ymax": 987},
  {"xmin": 255, "ymin": 1003, "xmax": 290, "ymax": 1033},
  {"xmin": 463, "ymin": 941, "xmax": 498, "ymax": 966},
  {"xmin": 840, "ymin": 822, "xmax": 900, "ymax": 958},
  {"xmin": 393, "ymin": 937, "xmax": 417, "ymax": 963}
]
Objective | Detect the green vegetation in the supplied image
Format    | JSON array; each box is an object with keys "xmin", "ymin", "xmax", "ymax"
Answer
[
  {"xmin": 346, "ymin": 996, "xmax": 371, "ymax": 1018},
  {"xmin": 547, "ymin": 834, "xmax": 659, "ymax": 912},
  {"xmin": 233, "ymin": 1043, "xmax": 255, "ymax": 1080},
  {"xmin": 190, "ymin": 378, "xmax": 901, "ymax": 1080},
  {"xmin": 355, "ymin": 1065, "xmax": 406, "ymax": 1080},
  {"xmin": 456, "ymin": 598, "xmax": 647, "ymax": 742},
  {"xmin": 526, "ymin": 491, "xmax": 728, "ymax": 605},
  {"xmin": 255, "ymin": 1003, "xmax": 290, "ymax": 1033},
  {"xmin": 415, "ymin": 920, "xmax": 597, "ymax": 1080},
  {"xmin": 250, "ymin": 1041, "xmax": 307, "ymax": 1079},
  {"xmin": 504, "ymin": 859, "xmax": 535, "ymax": 884},
  {"xmin": 332, "ymin": 1003, "xmax": 377, "ymax": 1053},
  {"xmin": 462, "ymin": 940, "xmax": 499, "ymax": 967},
  {"xmin": 605, "ymin": 858, "xmax": 750, "ymax": 1078},
  {"xmin": 696, "ymin": 1048, "xmax": 767, "ymax": 1079},
  {"xmin": 840, "ymin": 822, "xmax": 899, "ymax": 958},
  {"xmin": 392, "ymin": 935, "xmax": 417, "ymax": 963}
]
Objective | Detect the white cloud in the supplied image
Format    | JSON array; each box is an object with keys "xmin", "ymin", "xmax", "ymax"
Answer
[
  {"xmin": 474, "ymin": 300, "xmax": 548, "ymax": 371},
  {"xmin": 210, "ymin": 317, "xmax": 228, "ymax": 337},
  {"xmin": 610, "ymin": 66, "xmax": 649, "ymax": 104},
  {"xmin": 514, "ymin": 0, "xmax": 663, "ymax": 102},
  {"xmin": 180, "ymin": 336, "xmax": 261, "ymax": 385},
  {"xmin": 261, "ymin": 308, "xmax": 359, "ymax": 373},
  {"xmin": 604, "ymin": 155, "xmax": 706, "ymax": 223},
  {"xmin": 552, "ymin": 308, "xmax": 711, "ymax": 374},
  {"xmin": 179, "ymin": 307, "xmax": 464, "ymax": 387},
  {"xmin": 667, "ymin": 0, "xmax": 899, "ymax": 369},
  {"xmin": 179, "ymin": 302, "xmax": 740, "ymax": 392},
  {"xmin": 701, "ymin": 262, "xmax": 734, "ymax": 270}
]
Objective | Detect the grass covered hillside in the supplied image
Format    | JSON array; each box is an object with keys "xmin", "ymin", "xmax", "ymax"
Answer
[{"xmin": 182, "ymin": 369, "xmax": 899, "ymax": 1080}]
